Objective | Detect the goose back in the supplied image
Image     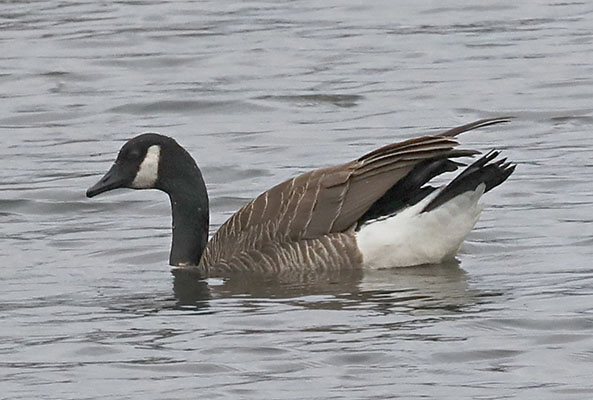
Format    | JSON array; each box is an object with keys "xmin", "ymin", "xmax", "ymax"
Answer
[{"xmin": 200, "ymin": 134, "xmax": 472, "ymax": 275}]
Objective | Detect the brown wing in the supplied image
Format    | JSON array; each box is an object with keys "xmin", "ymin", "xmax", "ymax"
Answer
[{"xmin": 200, "ymin": 117, "xmax": 509, "ymax": 269}]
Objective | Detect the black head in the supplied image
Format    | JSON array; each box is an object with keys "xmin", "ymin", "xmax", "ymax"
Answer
[
  {"xmin": 86, "ymin": 133, "xmax": 181, "ymax": 198},
  {"xmin": 87, "ymin": 133, "xmax": 210, "ymax": 267}
]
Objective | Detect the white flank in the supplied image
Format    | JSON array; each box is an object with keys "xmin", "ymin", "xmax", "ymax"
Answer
[
  {"xmin": 131, "ymin": 145, "xmax": 161, "ymax": 188},
  {"xmin": 356, "ymin": 184, "xmax": 486, "ymax": 268}
]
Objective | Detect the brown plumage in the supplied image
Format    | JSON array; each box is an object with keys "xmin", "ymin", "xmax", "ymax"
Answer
[{"xmin": 199, "ymin": 117, "xmax": 511, "ymax": 276}]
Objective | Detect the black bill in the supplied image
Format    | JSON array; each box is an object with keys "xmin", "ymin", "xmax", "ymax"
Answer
[{"xmin": 86, "ymin": 163, "xmax": 130, "ymax": 198}]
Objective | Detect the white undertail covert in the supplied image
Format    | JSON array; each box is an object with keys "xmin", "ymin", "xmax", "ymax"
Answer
[{"xmin": 356, "ymin": 184, "xmax": 486, "ymax": 268}]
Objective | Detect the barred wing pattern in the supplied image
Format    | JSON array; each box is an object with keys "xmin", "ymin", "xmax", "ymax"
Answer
[{"xmin": 199, "ymin": 118, "xmax": 509, "ymax": 275}]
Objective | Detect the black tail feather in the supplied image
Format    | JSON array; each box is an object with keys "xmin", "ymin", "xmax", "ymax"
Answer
[
  {"xmin": 422, "ymin": 151, "xmax": 515, "ymax": 213},
  {"xmin": 358, "ymin": 155, "xmax": 467, "ymax": 227}
]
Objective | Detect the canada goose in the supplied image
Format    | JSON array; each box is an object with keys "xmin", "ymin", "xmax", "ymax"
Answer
[{"xmin": 87, "ymin": 117, "xmax": 514, "ymax": 276}]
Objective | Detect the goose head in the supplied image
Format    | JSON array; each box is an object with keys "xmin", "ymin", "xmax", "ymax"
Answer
[
  {"xmin": 87, "ymin": 133, "xmax": 182, "ymax": 196},
  {"xmin": 87, "ymin": 133, "xmax": 209, "ymax": 267}
]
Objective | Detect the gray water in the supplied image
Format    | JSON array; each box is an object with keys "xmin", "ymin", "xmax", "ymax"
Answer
[{"xmin": 2, "ymin": 1, "xmax": 593, "ymax": 399}]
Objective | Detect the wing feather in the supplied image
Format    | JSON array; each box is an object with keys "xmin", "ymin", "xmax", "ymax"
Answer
[{"xmin": 201, "ymin": 118, "xmax": 509, "ymax": 269}]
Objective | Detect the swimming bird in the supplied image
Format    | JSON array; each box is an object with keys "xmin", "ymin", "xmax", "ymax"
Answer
[{"xmin": 86, "ymin": 117, "xmax": 514, "ymax": 276}]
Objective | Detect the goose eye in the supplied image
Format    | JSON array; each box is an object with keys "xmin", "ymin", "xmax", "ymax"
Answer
[{"xmin": 122, "ymin": 149, "xmax": 141, "ymax": 161}]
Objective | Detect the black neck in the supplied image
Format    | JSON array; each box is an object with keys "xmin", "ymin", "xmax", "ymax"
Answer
[
  {"xmin": 169, "ymin": 187, "xmax": 209, "ymax": 266},
  {"xmin": 157, "ymin": 147, "xmax": 209, "ymax": 267}
]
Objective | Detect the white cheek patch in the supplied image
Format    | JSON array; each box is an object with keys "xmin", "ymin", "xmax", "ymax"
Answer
[{"xmin": 131, "ymin": 145, "xmax": 161, "ymax": 188}]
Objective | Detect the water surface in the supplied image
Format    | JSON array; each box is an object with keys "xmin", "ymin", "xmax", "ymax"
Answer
[{"xmin": 2, "ymin": 1, "xmax": 593, "ymax": 399}]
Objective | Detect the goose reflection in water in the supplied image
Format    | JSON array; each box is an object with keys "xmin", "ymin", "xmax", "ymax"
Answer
[{"xmin": 170, "ymin": 260, "xmax": 497, "ymax": 314}]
